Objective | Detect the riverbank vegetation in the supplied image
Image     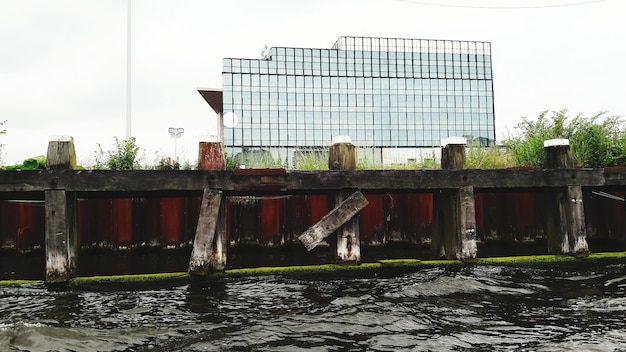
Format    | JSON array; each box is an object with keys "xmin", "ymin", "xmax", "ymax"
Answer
[
  {"xmin": 504, "ymin": 109, "xmax": 626, "ymax": 168},
  {"xmin": 1, "ymin": 110, "xmax": 624, "ymax": 171}
]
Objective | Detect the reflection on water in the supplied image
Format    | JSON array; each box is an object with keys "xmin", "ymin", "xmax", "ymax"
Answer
[{"xmin": 2, "ymin": 263, "xmax": 626, "ymax": 351}]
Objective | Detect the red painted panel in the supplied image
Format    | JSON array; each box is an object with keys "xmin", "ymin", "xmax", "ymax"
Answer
[
  {"xmin": 359, "ymin": 194, "xmax": 384, "ymax": 244},
  {"xmin": 410, "ymin": 193, "xmax": 433, "ymax": 242},
  {"xmin": 160, "ymin": 197, "xmax": 183, "ymax": 247},
  {"xmin": 260, "ymin": 197, "xmax": 282, "ymax": 245},
  {"xmin": 112, "ymin": 198, "xmax": 132, "ymax": 248},
  {"xmin": 285, "ymin": 195, "xmax": 309, "ymax": 243},
  {"xmin": 308, "ymin": 195, "xmax": 329, "ymax": 225},
  {"xmin": 14, "ymin": 202, "xmax": 33, "ymax": 251}
]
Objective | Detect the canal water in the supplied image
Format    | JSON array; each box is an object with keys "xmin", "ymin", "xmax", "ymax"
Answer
[{"xmin": 2, "ymin": 263, "xmax": 626, "ymax": 351}]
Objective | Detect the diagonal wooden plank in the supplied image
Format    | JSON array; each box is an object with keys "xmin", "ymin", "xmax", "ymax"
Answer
[
  {"xmin": 188, "ymin": 188, "xmax": 223, "ymax": 275},
  {"xmin": 299, "ymin": 191, "xmax": 369, "ymax": 251}
]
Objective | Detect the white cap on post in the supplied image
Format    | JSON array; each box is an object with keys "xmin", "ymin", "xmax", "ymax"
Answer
[
  {"xmin": 544, "ymin": 139, "xmax": 569, "ymax": 147},
  {"xmin": 441, "ymin": 136, "xmax": 467, "ymax": 147},
  {"xmin": 49, "ymin": 135, "xmax": 74, "ymax": 142},
  {"xmin": 331, "ymin": 135, "xmax": 353, "ymax": 145}
]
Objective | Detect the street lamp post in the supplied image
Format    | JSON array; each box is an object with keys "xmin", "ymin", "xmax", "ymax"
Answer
[{"xmin": 168, "ymin": 127, "xmax": 184, "ymax": 164}]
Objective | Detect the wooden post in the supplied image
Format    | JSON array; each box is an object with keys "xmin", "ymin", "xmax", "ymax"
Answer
[
  {"xmin": 46, "ymin": 136, "xmax": 77, "ymax": 170},
  {"xmin": 197, "ymin": 135, "xmax": 225, "ymax": 170},
  {"xmin": 45, "ymin": 137, "xmax": 78, "ymax": 282},
  {"xmin": 189, "ymin": 136, "xmax": 227, "ymax": 274},
  {"xmin": 440, "ymin": 137, "xmax": 466, "ymax": 170},
  {"xmin": 188, "ymin": 189, "xmax": 224, "ymax": 275},
  {"xmin": 543, "ymin": 139, "xmax": 589, "ymax": 255},
  {"xmin": 432, "ymin": 137, "xmax": 477, "ymax": 260},
  {"xmin": 328, "ymin": 136, "xmax": 360, "ymax": 263},
  {"xmin": 45, "ymin": 190, "xmax": 78, "ymax": 282},
  {"xmin": 329, "ymin": 136, "xmax": 356, "ymax": 171}
]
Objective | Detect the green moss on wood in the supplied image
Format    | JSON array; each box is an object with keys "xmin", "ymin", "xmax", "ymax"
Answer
[
  {"xmin": 377, "ymin": 259, "xmax": 422, "ymax": 267},
  {"xmin": 587, "ymin": 252, "xmax": 626, "ymax": 260},
  {"xmin": 209, "ymin": 262, "xmax": 384, "ymax": 279},
  {"xmin": 4, "ymin": 252, "xmax": 626, "ymax": 287},
  {"xmin": 475, "ymin": 254, "xmax": 578, "ymax": 265},
  {"xmin": 69, "ymin": 272, "xmax": 190, "ymax": 286},
  {"xmin": 0, "ymin": 280, "xmax": 39, "ymax": 286}
]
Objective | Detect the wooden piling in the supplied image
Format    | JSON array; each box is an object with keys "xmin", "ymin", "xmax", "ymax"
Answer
[
  {"xmin": 328, "ymin": 136, "xmax": 360, "ymax": 262},
  {"xmin": 45, "ymin": 137, "xmax": 78, "ymax": 282},
  {"xmin": 543, "ymin": 139, "xmax": 589, "ymax": 255},
  {"xmin": 189, "ymin": 137, "xmax": 227, "ymax": 274},
  {"xmin": 441, "ymin": 137, "xmax": 466, "ymax": 170},
  {"xmin": 45, "ymin": 190, "xmax": 78, "ymax": 282},
  {"xmin": 46, "ymin": 136, "xmax": 77, "ymax": 170},
  {"xmin": 197, "ymin": 135, "xmax": 225, "ymax": 170},
  {"xmin": 328, "ymin": 136, "xmax": 356, "ymax": 171},
  {"xmin": 432, "ymin": 137, "xmax": 477, "ymax": 260},
  {"xmin": 188, "ymin": 189, "xmax": 224, "ymax": 275}
]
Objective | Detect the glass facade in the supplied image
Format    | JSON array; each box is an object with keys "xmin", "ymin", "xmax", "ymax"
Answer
[{"xmin": 220, "ymin": 36, "xmax": 495, "ymax": 162}]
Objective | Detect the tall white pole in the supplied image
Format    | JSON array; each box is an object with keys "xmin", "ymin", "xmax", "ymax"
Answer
[
  {"xmin": 126, "ymin": 0, "xmax": 132, "ymax": 139},
  {"xmin": 174, "ymin": 138, "xmax": 178, "ymax": 164}
]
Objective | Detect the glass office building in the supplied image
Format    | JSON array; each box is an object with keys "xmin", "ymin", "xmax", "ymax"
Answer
[{"xmin": 200, "ymin": 36, "xmax": 495, "ymax": 164}]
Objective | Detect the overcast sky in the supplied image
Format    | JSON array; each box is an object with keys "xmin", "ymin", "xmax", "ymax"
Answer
[{"xmin": 0, "ymin": 0, "xmax": 624, "ymax": 166}]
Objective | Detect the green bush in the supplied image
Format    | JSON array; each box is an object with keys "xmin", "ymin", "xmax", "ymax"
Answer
[
  {"xmin": 94, "ymin": 137, "xmax": 141, "ymax": 170},
  {"xmin": 503, "ymin": 109, "xmax": 625, "ymax": 168},
  {"xmin": 155, "ymin": 156, "xmax": 180, "ymax": 170},
  {"xmin": 569, "ymin": 115, "xmax": 626, "ymax": 167}
]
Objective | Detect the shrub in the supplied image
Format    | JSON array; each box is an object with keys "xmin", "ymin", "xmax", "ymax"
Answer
[
  {"xmin": 155, "ymin": 156, "xmax": 180, "ymax": 170},
  {"xmin": 503, "ymin": 109, "xmax": 625, "ymax": 168},
  {"xmin": 94, "ymin": 137, "xmax": 141, "ymax": 170}
]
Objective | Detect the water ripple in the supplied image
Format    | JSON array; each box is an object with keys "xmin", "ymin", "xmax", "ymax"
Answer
[{"xmin": 1, "ymin": 265, "xmax": 626, "ymax": 351}]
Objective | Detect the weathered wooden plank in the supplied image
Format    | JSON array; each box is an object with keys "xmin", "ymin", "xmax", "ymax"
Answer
[
  {"xmin": 603, "ymin": 167, "xmax": 626, "ymax": 186},
  {"xmin": 188, "ymin": 189, "xmax": 223, "ymax": 275},
  {"xmin": 0, "ymin": 168, "xmax": 614, "ymax": 194},
  {"xmin": 441, "ymin": 138, "xmax": 466, "ymax": 170},
  {"xmin": 335, "ymin": 191, "xmax": 361, "ymax": 262},
  {"xmin": 543, "ymin": 140, "xmax": 589, "ymax": 255},
  {"xmin": 566, "ymin": 185, "xmax": 589, "ymax": 254},
  {"xmin": 328, "ymin": 136, "xmax": 356, "ymax": 171},
  {"xmin": 45, "ymin": 190, "xmax": 77, "ymax": 282},
  {"xmin": 336, "ymin": 214, "xmax": 361, "ymax": 261},
  {"xmin": 432, "ymin": 187, "xmax": 477, "ymax": 260},
  {"xmin": 210, "ymin": 198, "xmax": 227, "ymax": 270},
  {"xmin": 299, "ymin": 191, "xmax": 369, "ymax": 251},
  {"xmin": 46, "ymin": 137, "xmax": 77, "ymax": 170},
  {"xmin": 460, "ymin": 186, "xmax": 477, "ymax": 259},
  {"xmin": 545, "ymin": 188, "xmax": 569, "ymax": 254},
  {"xmin": 543, "ymin": 139, "xmax": 574, "ymax": 169},
  {"xmin": 329, "ymin": 137, "xmax": 360, "ymax": 262}
]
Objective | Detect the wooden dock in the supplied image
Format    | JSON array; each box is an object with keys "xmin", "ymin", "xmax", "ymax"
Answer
[{"xmin": 1, "ymin": 137, "xmax": 626, "ymax": 282}]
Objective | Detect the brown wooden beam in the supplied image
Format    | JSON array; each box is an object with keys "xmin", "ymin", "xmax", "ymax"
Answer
[
  {"xmin": 299, "ymin": 191, "xmax": 369, "ymax": 251},
  {"xmin": 0, "ymin": 169, "xmax": 611, "ymax": 195}
]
